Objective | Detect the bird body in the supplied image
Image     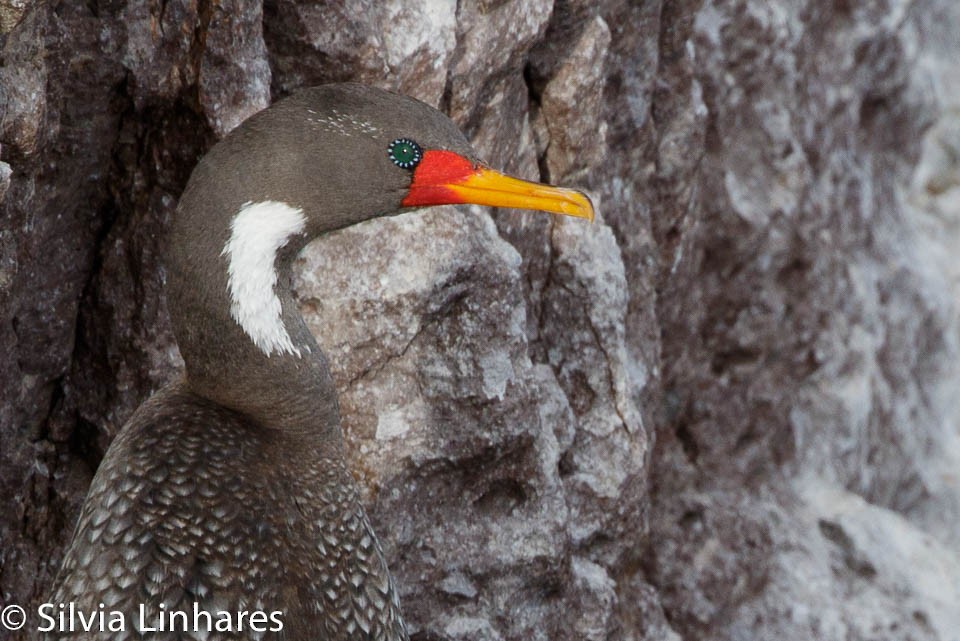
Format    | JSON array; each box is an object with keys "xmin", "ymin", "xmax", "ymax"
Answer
[
  {"xmin": 53, "ymin": 383, "xmax": 403, "ymax": 641},
  {"xmin": 48, "ymin": 84, "xmax": 592, "ymax": 640}
]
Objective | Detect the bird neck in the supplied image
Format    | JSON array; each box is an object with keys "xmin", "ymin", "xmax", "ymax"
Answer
[{"xmin": 166, "ymin": 199, "xmax": 342, "ymax": 439}]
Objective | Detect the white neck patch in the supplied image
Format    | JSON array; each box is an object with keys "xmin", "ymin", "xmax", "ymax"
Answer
[{"xmin": 222, "ymin": 201, "xmax": 307, "ymax": 357}]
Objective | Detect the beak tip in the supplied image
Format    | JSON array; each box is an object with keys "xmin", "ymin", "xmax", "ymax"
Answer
[{"xmin": 574, "ymin": 190, "xmax": 596, "ymax": 223}]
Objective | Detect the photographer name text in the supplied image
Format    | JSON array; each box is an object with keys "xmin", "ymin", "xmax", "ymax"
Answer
[{"xmin": 33, "ymin": 602, "xmax": 284, "ymax": 633}]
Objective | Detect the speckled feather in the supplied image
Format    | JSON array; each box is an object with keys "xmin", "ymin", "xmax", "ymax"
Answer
[
  {"xmin": 49, "ymin": 85, "xmax": 481, "ymax": 641},
  {"xmin": 49, "ymin": 383, "xmax": 406, "ymax": 641}
]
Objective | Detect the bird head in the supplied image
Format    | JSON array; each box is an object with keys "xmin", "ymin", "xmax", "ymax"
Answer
[
  {"xmin": 168, "ymin": 83, "xmax": 595, "ymax": 408},
  {"xmin": 195, "ymin": 83, "xmax": 594, "ymax": 238}
]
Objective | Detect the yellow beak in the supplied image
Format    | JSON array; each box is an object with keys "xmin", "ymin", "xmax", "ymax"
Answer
[
  {"xmin": 401, "ymin": 150, "xmax": 595, "ymax": 222},
  {"xmin": 446, "ymin": 167, "xmax": 595, "ymax": 221}
]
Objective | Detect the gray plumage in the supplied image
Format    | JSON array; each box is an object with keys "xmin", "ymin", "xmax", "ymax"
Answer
[
  {"xmin": 49, "ymin": 83, "xmax": 591, "ymax": 641},
  {"xmin": 52, "ymin": 385, "xmax": 404, "ymax": 641},
  {"xmin": 49, "ymin": 84, "xmax": 477, "ymax": 641}
]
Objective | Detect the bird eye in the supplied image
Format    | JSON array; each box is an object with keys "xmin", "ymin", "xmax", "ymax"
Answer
[{"xmin": 388, "ymin": 138, "xmax": 423, "ymax": 169}]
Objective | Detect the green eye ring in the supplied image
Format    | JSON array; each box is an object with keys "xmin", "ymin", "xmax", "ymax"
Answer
[{"xmin": 388, "ymin": 138, "xmax": 423, "ymax": 170}]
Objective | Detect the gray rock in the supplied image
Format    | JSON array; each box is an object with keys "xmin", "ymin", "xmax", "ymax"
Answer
[
  {"xmin": 0, "ymin": 159, "xmax": 10, "ymax": 203},
  {"xmin": 197, "ymin": 0, "xmax": 271, "ymax": 136},
  {"xmin": 646, "ymin": 1, "xmax": 960, "ymax": 640}
]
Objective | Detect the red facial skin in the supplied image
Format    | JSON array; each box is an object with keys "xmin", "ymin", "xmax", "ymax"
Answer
[{"xmin": 401, "ymin": 150, "xmax": 478, "ymax": 207}]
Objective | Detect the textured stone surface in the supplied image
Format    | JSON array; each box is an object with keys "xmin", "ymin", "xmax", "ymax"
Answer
[
  {"xmin": 646, "ymin": 1, "xmax": 960, "ymax": 640},
  {"xmin": 2, "ymin": 1, "xmax": 960, "ymax": 640}
]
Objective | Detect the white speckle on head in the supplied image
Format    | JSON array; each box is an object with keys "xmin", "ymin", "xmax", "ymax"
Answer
[
  {"xmin": 309, "ymin": 108, "xmax": 381, "ymax": 137},
  {"xmin": 222, "ymin": 201, "xmax": 306, "ymax": 357}
]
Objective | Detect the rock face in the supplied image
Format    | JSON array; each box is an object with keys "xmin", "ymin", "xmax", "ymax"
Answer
[{"xmin": 2, "ymin": 1, "xmax": 959, "ymax": 640}]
